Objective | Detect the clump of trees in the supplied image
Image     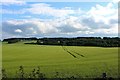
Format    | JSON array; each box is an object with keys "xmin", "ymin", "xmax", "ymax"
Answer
[
  {"xmin": 7, "ymin": 39, "xmax": 20, "ymax": 44},
  {"xmin": 3, "ymin": 37, "xmax": 37, "ymax": 44},
  {"xmin": 37, "ymin": 37, "xmax": 119, "ymax": 47}
]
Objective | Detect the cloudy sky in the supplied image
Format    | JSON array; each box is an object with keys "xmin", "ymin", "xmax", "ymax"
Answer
[{"xmin": 1, "ymin": 0, "xmax": 118, "ymax": 39}]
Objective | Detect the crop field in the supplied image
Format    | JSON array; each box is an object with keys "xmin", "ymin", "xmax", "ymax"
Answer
[{"xmin": 2, "ymin": 42, "xmax": 118, "ymax": 78}]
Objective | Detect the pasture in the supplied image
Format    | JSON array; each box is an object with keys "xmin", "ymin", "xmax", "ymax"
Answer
[{"xmin": 2, "ymin": 42, "xmax": 118, "ymax": 78}]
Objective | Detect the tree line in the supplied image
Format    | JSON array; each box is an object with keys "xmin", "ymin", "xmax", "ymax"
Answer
[
  {"xmin": 3, "ymin": 37, "xmax": 37, "ymax": 44},
  {"xmin": 37, "ymin": 37, "xmax": 119, "ymax": 47},
  {"xmin": 3, "ymin": 37, "xmax": 120, "ymax": 47}
]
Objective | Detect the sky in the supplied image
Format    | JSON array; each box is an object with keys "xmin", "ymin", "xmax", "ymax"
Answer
[{"xmin": 0, "ymin": 0, "xmax": 119, "ymax": 39}]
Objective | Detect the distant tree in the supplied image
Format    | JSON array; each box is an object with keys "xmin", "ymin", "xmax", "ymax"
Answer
[{"xmin": 8, "ymin": 39, "xmax": 20, "ymax": 44}]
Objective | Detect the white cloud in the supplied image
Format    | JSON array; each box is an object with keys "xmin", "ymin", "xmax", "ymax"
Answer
[
  {"xmin": 1, "ymin": 0, "xmax": 25, "ymax": 5},
  {"xmin": 2, "ymin": 9, "xmax": 25, "ymax": 14},
  {"xmin": 34, "ymin": 21, "xmax": 59, "ymax": 34},
  {"xmin": 85, "ymin": 2, "xmax": 118, "ymax": 36},
  {"xmin": 15, "ymin": 29, "xmax": 22, "ymax": 33},
  {"xmin": 87, "ymin": 3, "xmax": 118, "ymax": 25},
  {"xmin": 27, "ymin": 3, "xmax": 75, "ymax": 18},
  {"xmin": 85, "ymin": 31, "xmax": 95, "ymax": 34},
  {"xmin": 111, "ymin": 0, "xmax": 119, "ymax": 3},
  {"xmin": 56, "ymin": 16, "xmax": 89, "ymax": 33},
  {"xmin": 3, "ymin": 19, "xmax": 59, "ymax": 35}
]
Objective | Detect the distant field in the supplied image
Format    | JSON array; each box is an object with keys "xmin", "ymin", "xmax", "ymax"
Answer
[{"xmin": 2, "ymin": 42, "xmax": 118, "ymax": 78}]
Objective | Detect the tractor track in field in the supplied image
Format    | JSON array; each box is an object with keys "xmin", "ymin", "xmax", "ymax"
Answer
[
  {"xmin": 71, "ymin": 50, "xmax": 85, "ymax": 57},
  {"xmin": 62, "ymin": 46, "xmax": 77, "ymax": 58},
  {"xmin": 62, "ymin": 46, "xmax": 85, "ymax": 58}
]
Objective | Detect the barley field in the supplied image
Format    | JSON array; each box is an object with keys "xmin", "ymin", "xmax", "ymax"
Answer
[{"xmin": 2, "ymin": 42, "xmax": 118, "ymax": 78}]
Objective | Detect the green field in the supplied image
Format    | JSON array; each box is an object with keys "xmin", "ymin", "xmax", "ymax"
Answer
[{"xmin": 2, "ymin": 42, "xmax": 118, "ymax": 78}]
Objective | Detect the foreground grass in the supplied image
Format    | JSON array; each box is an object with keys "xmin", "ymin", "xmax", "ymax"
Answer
[{"xmin": 2, "ymin": 42, "xmax": 118, "ymax": 78}]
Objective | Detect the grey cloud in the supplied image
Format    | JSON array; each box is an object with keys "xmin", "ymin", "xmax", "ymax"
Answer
[
  {"xmin": 109, "ymin": 19, "xmax": 118, "ymax": 24},
  {"xmin": 58, "ymin": 24, "xmax": 79, "ymax": 33},
  {"xmin": 81, "ymin": 17, "xmax": 112, "ymax": 29},
  {"xmin": 2, "ymin": 21, "xmax": 40, "ymax": 36}
]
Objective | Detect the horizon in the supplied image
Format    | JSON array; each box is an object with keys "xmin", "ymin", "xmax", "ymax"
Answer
[
  {"xmin": 2, "ymin": 36, "xmax": 120, "ymax": 40},
  {"xmin": 1, "ymin": 36, "xmax": 120, "ymax": 41}
]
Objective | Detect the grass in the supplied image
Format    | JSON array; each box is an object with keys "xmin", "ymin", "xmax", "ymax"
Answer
[{"xmin": 2, "ymin": 42, "xmax": 118, "ymax": 78}]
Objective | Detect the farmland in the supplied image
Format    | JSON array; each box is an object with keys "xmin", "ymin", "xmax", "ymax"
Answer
[{"xmin": 2, "ymin": 42, "xmax": 118, "ymax": 78}]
